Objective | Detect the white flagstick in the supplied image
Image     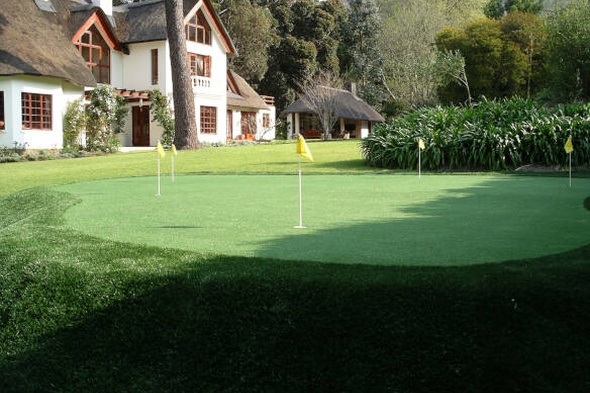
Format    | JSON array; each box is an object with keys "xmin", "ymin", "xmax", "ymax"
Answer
[
  {"xmin": 295, "ymin": 157, "xmax": 306, "ymax": 229},
  {"xmin": 569, "ymin": 151, "xmax": 572, "ymax": 188},
  {"xmin": 418, "ymin": 144, "xmax": 422, "ymax": 178},
  {"xmin": 156, "ymin": 156, "xmax": 162, "ymax": 196},
  {"xmin": 171, "ymin": 153, "xmax": 175, "ymax": 182}
]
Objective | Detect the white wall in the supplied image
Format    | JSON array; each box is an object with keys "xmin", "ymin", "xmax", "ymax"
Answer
[
  {"xmin": 0, "ymin": 76, "xmax": 85, "ymax": 150},
  {"xmin": 122, "ymin": 41, "xmax": 168, "ymax": 93}
]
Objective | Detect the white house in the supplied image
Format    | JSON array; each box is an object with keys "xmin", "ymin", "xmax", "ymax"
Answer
[{"xmin": 0, "ymin": 0, "xmax": 276, "ymax": 150}]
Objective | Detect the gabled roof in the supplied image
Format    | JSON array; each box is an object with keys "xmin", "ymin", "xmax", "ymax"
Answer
[
  {"xmin": 283, "ymin": 88, "xmax": 385, "ymax": 122},
  {"xmin": 116, "ymin": 0, "xmax": 237, "ymax": 55},
  {"xmin": 227, "ymin": 70, "xmax": 269, "ymax": 110},
  {"xmin": 0, "ymin": 0, "xmax": 96, "ymax": 87}
]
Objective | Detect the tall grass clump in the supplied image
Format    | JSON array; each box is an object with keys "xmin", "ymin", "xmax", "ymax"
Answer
[{"xmin": 361, "ymin": 97, "xmax": 590, "ymax": 171}]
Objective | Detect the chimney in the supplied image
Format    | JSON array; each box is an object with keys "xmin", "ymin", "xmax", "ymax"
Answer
[
  {"xmin": 350, "ymin": 82, "xmax": 357, "ymax": 97},
  {"xmin": 92, "ymin": 0, "xmax": 112, "ymax": 16}
]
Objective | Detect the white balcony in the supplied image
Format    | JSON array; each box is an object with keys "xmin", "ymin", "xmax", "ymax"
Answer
[{"xmin": 192, "ymin": 76, "xmax": 211, "ymax": 91}]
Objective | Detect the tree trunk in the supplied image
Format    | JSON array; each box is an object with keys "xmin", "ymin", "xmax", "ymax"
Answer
[{"xmin": 164, "ymin": 0, "xmax": 200, "ymax": 149}]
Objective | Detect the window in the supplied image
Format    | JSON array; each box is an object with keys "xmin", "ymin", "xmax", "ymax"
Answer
[
  {"xmin": 200, "ymin": 106, "xmax": 217, "ymax": 134},
  {"xmin": 186, "ymin": 10, "xmax": 211, "ymax": 45},
  {"xmin": 151, "ymin": 49, "xmax": 159, "ymax": 85},
  {"xmin": 74, "ymin": 25, "xmax": 110, "ymax": 84},
  {"xmin": 241, "ymin": 112, "xmax": 256, "ymax": 135},
  {"xmin": 188, "ymin": 53, "xmax": 211, "ymax": 77},
  {"xmin": 21, "ymin": 92, "xmax": 52, "ymax": 130},
  {"xmin": 263, "ymin": 113, "xmax": 270, "ymax": 128},
  {"xmin": 0, "ymin": 91, "xmax": 4, "ymax": 129}
]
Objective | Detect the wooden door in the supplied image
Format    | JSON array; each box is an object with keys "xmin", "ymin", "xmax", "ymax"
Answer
[{"xmin": 132, "ymin": 106, "xmax": 150, "ymax": 146}]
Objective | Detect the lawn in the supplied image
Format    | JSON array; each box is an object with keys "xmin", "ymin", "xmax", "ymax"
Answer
[
  {"xmin": 56, "ymin": 174, "xmax": 590, "ymax": 266},
  {"xmin": 1, "ymin": 141, "xmax": 589, "ymax": 392}
]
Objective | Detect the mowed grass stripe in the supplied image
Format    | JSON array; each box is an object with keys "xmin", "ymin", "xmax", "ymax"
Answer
[{"xmin": 56, "ymin": 174, "xmax": 590, "ymax": 266}]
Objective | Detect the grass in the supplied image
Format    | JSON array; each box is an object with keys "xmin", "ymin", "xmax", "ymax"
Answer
[
  {"xmin": 56, "ymin": 174, "xmax": 590, "ymax": 266},
  {"xmin": 0, "ymin": 140, "xmax": 372, "ymax": 197},
  {"xmin": 1, "ymin": 141, "xmax": 590, "ymax": 392}
]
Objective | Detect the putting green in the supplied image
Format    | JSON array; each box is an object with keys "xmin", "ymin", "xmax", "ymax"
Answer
[{"xmin": 55, "ymin": 174, "xmax": 590, "ymax": 266}]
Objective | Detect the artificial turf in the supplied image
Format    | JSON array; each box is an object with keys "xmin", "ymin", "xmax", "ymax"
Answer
[
  {"xmin": 1, "ymin": 143, "xmax": 589, "ymax": 392},
  {"xmin": 56, "ymin": 173, "xmax": 590, "ymax": 266}
]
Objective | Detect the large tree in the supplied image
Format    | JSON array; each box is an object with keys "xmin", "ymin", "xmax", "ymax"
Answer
[
  {"xmin": 217, "ymin": 0, "xmax": 277, "ymax": 85},
  {"xmin": 164, "ymin": 0, "xmax": 199, "ymax": 149},
  {"xmin": 436, "ymin": 12, "xmax": 545, "ymax": 103},
  {"xmin": 346, "ymin": 0, "xmax": 385, "ymax": 108},
  {"xmin": 377, "ymin": 0, "xmax": 486, "ymax": 110},
  {"xmin": 484, "ymin": 0, "xmax": 544, "ymax": 18},
  {"xmin": 544, "ymin": 0, "xmax": 590, "ymax": 101}
]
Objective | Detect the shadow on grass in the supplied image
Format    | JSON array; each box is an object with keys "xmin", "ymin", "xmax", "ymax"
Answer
[
  {"xmin": 1, "ymin": 183, "xmax": 589, "ymax": 392},
  {"xmin": 1, "ymin": 249, "xmax": 590, "ymax": 392},
  {"xmin": 255, "ymin": 176, "xmax": 590, "ymax": 266}
]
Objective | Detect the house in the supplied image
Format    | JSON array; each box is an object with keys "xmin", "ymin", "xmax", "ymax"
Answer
[
  {"xmin": 282, "ymin": 86, "xmax": 384, "ymax": 139},
  {"xmin": 0, "ymin": 0, "xmax": 275, "ymax": 150}
]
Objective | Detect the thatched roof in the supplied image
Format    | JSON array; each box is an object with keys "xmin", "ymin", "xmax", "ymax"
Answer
[
  {"xmin": 227, "ymin": 70, "xmax": 269, "ymax": 110},
  {"xmin": 0, "ymin": 0, "xmax": 237, "ymax": 88},
  {"xmin": 116, "ymin": 0, "xmax": 236, "ymax": 55},
  {"xmin": 0, "ymin": 0, "xmax": 96, "ymax": 87},
  {"xmin": 282, "ymin": 87, "xmax": 385, "ymax": 122}
]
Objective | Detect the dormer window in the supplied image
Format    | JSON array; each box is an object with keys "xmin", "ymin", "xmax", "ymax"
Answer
[
  {"xmin": 74, "ymin": 25, "xmax": 111, "ymax": 84},
  {"xmin": 186, "ymin": 10, "xmax": 211, "ymax": 45},
  {"xmin": 188, "ymin": 53, "xmax": 211, "ymax": 77}
]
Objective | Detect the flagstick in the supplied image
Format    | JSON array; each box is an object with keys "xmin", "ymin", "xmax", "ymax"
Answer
[
  {"xmin": 568, "ymin": 152, "xmax": 572, "ymax": 188},
  {"xmin": 156, "ymin": 157, "xmax": 162, "ymax": 196},
  {"xmin": 418, "ymin": 146, "xmax": 422, "ymax": 178},
  {"xmin": 295, "ymin": 158, "xmax": 306, "ymax": 229},
  {"xmin": 171, "ymin": 154, "xmax": 175, "ymax": 182}
]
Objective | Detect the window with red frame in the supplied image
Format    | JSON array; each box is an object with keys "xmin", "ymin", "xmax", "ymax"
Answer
[
  {"xmin": 21, "ymin": 92, "xmax": 52, "ymax": 130},
  {"xmin": 74, "ymin": 25, "xmax": 110, "ymax": 84},
  {"xmin": 200, "ymin": 106, "xmax": 217, "ymax": 134},
  {"xmin": 186, "ymin": 10, "xmax": 211, "ymax": 45},
  {"xmin": 188, "ymin": 53, "xmax": 211, "ymax": 77}
]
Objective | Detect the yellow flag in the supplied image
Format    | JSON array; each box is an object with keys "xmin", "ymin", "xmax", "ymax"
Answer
[
  {"xmin": 296, "ymin": 135, "xmax": 314, "ymax": 162},
  {"xmin": 418, "ymin": 138, "xmax": 425, "ymax": 150},
  {"xmin": 171, "ymin": 144, "xmax": 178, "ymax": 155},
  {"xmin": 157, "ymin": 141, "xmax": 166, "ymax": 158},
  {"xmin": 564, "ymin": 136, "xmax": 573, "ymax": 154}
]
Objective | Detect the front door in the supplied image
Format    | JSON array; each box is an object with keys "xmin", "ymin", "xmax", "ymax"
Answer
[
  {"xmin": 226, "ymin": 110, "xmax": 233, "ymax": 141},
  {"xmin": 132, "ymin": 106, "xmax": 150, "ymax": 146}
]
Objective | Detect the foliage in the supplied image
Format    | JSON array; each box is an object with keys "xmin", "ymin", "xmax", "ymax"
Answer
[
  {"xmin": 258, "ymin": 0, "xmax": 346, "ymax": 112},
  {"xmin": 361, "ymin": 97, "xmax": 590, "ymax": 171},
  {"xmin": 436, "ymin": 50, "xmax": 472, "ymax": 104},
  {"xmin": 219, "ymin": 0, "xmax": 277, "ymax": 84},
  {"xmin": 377, "ymin": 0, "xmax": 486, "ymax": 110},
  {"xmin": 436, "ymin": 13, "xmax": 545, "ymax": 103},
  {"xmin": 345, "ymin": 0, "xmax": 386, "ymax": 108},
  {"xmin": 85, "ymin": 85, "xmax": 126, "ymax": 153},
  {"xmin": 544, "ymin": 1, "xmax": 590, "ymax": 102},
  {"xmin": 150, "ymin": 90, "xmax": 175, "ymax": 146},
  {"xmin": 62, "ymin": 99, "xmax": 86, "ymax": 151},
  {"xmin": 484, "ymin": 0, "xmax": 544, "ymax": 19}
]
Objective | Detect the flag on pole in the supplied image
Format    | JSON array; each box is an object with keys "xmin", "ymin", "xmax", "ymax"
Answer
[
  {"xmin": 157, "ymin": 141, "xmax": 166, "ymax": 158},
  {"xmin": 418, "ymin": 138, "xmax": 425, "ymax": 150},
  {"xmin": 297, "ymin": 135, "xmax": 314, "ymax": 162},
  {"xmin": 171, "ymin": 144, "xmax": 178, "ymax": 155},
  {"xmin": 564, "ymin": 136, "xmax": 574, "ymax": 154}
]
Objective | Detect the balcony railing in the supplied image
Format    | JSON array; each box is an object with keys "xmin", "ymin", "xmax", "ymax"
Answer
[{"xmin": 192, "ymin": 76, "xmax": 211, "ymax": 90}]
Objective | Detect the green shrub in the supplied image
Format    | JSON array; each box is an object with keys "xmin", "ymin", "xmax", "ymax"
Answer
[{"xmin": 361, "ymin": 97, "xmax": 590, "ymax": 171}]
